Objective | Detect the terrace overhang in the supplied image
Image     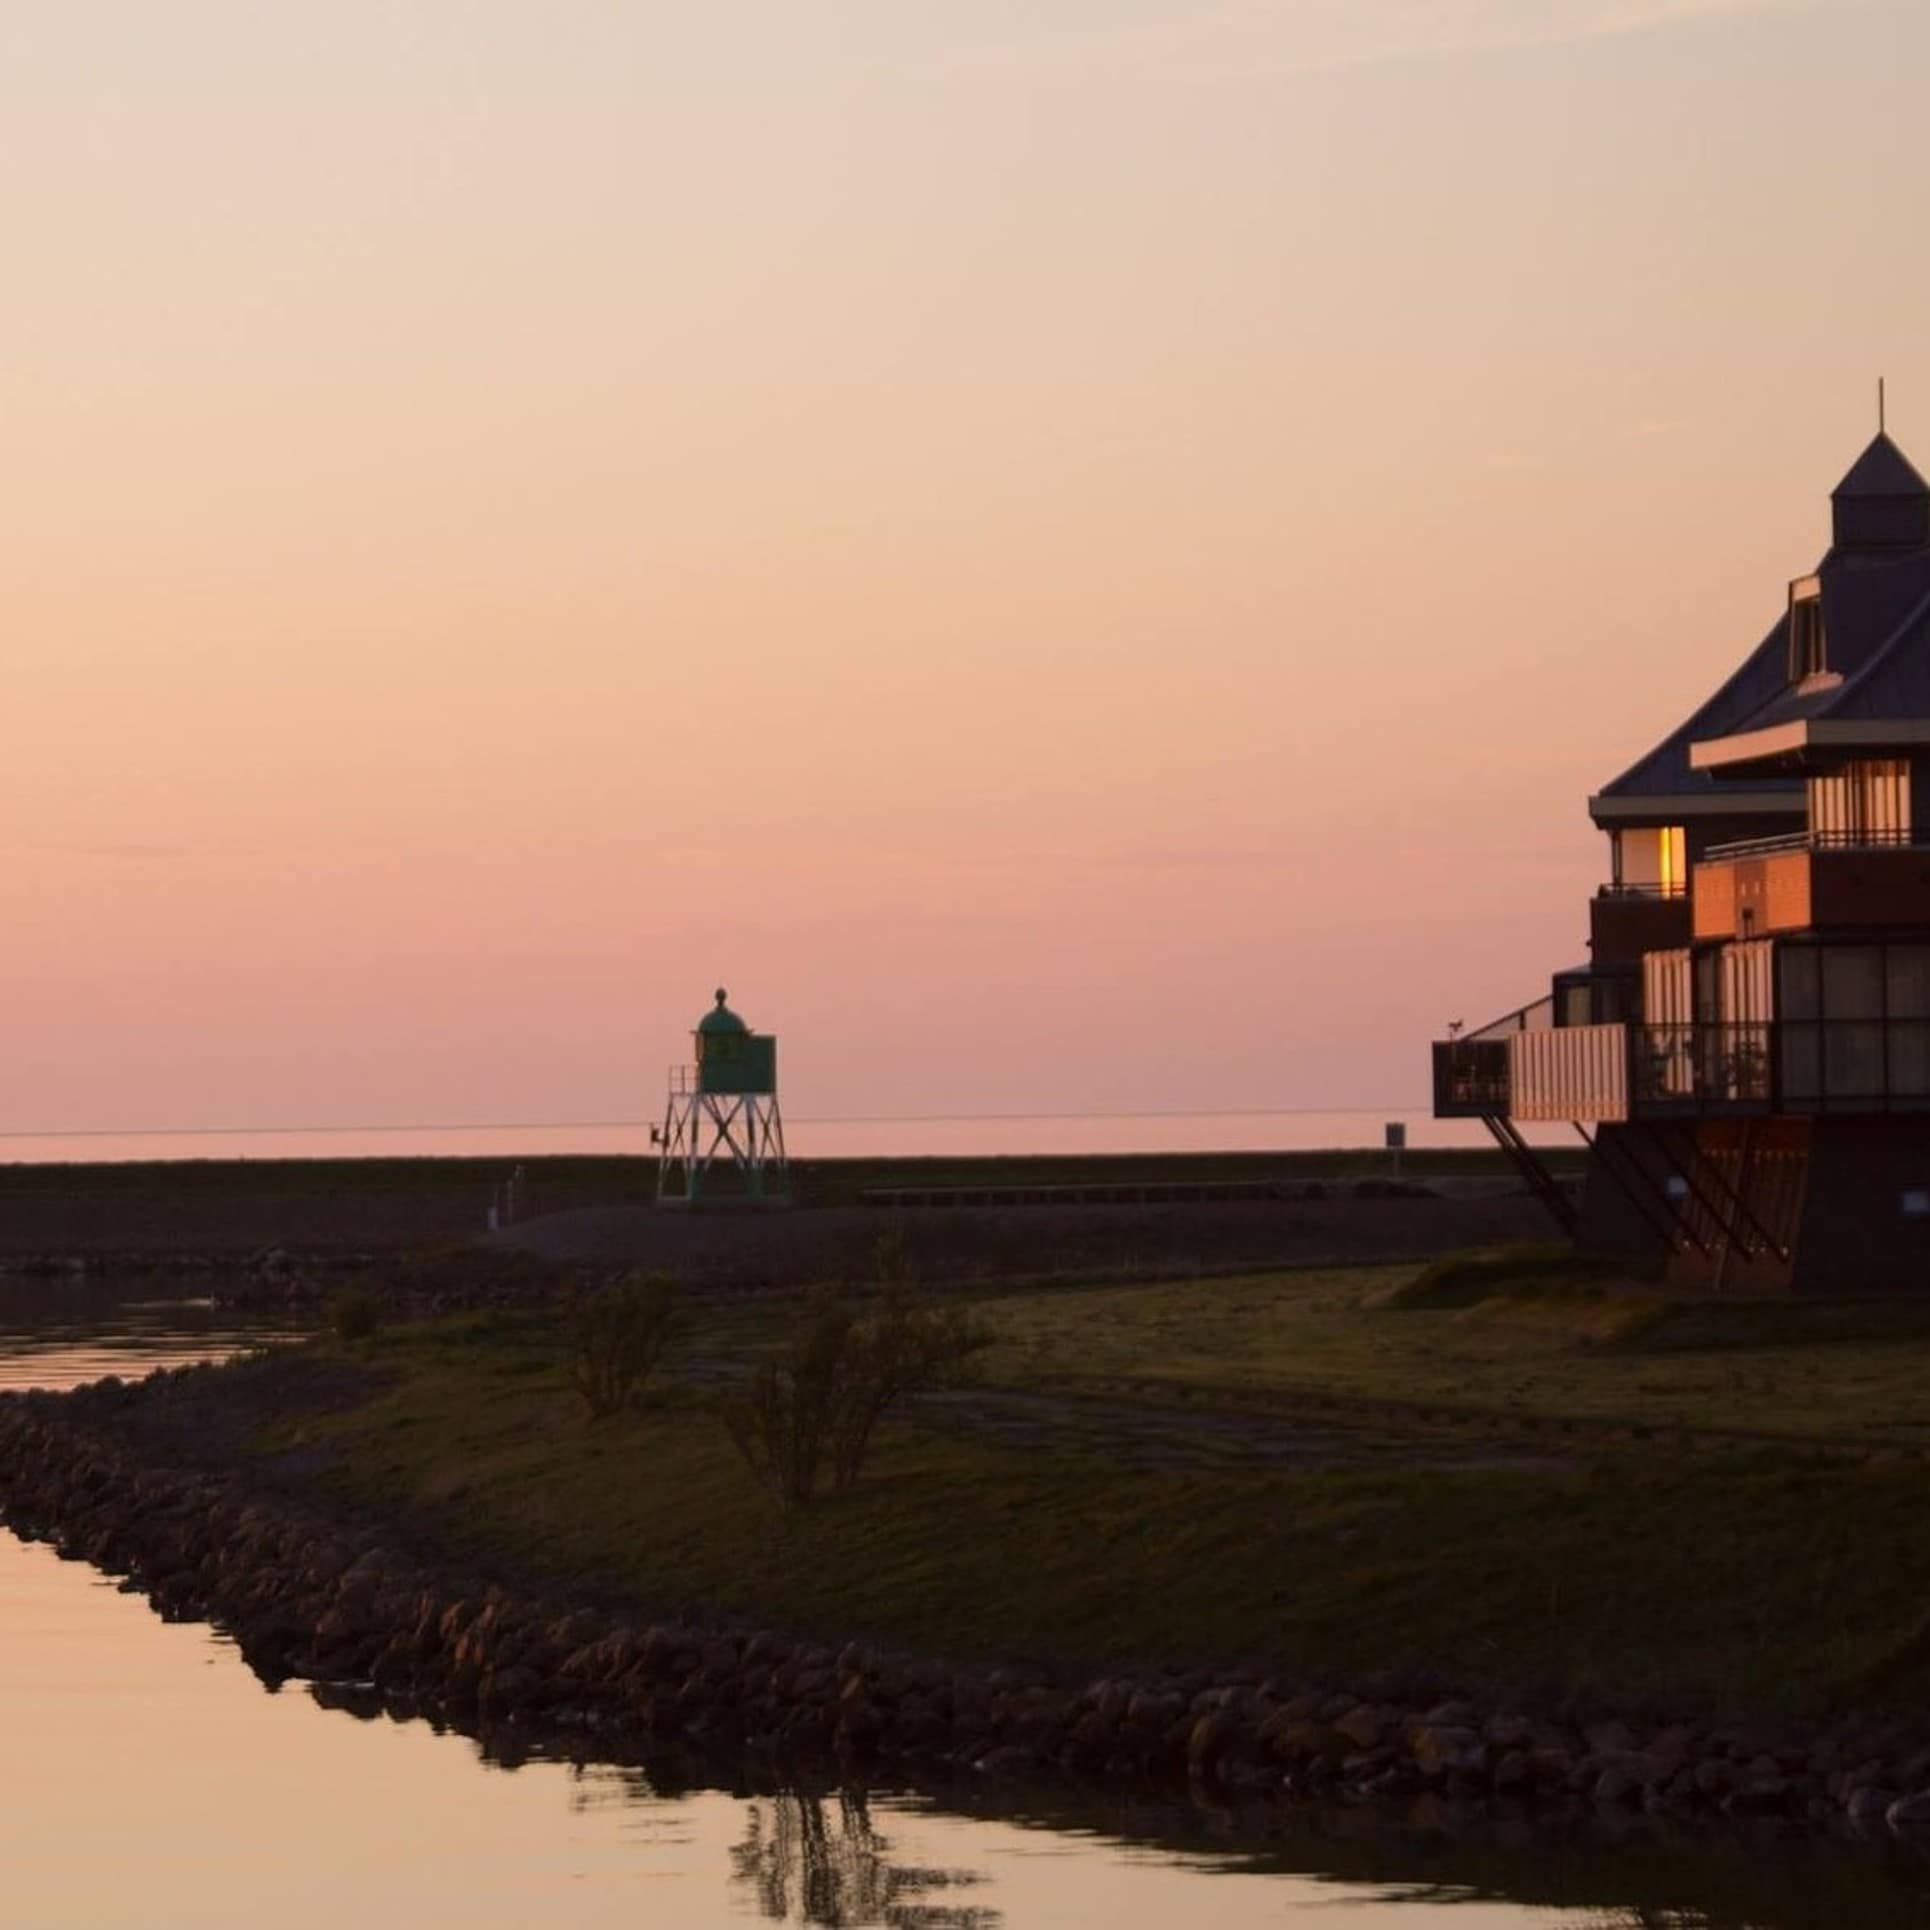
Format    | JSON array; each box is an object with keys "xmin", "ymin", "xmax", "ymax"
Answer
[
  {"xmin": 1586, "ymin": 790, "xmax": 1806, "ymax": 825},
  {"xmin": 1689, "ymin": 716, "xmax": 1930, "ymax": 778}
]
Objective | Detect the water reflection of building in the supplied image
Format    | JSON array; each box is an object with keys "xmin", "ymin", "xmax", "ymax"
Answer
[
  {"xmin": 1433, "ymin": 427, "xmax": 1930, "ymax": 1290},
  {"xmin": 728, "ymin": 1791, "xmax": 998, "ymax": 1928}
]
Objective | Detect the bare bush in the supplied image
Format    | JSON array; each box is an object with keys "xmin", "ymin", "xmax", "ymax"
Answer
[
  {"xmin": 568, "ymin": 1272, "xmax": 678, "ymax": 1419},
  {"xmin": 325, "ymin": 1281, "xmax": 383, "ymax": 1342},
  {"xmin": 722, "ymin": 1241, "xmax": 989, "ymax": 1508}
]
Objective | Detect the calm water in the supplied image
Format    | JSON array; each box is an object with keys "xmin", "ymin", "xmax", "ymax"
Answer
[
  {"xmin": 0, "ymin": 1107, "xmax": 1569, "ymax": 1165},
  {"xmin": 1, "ymin": 1289, "xmax": 1924, "ymax": 1927}
]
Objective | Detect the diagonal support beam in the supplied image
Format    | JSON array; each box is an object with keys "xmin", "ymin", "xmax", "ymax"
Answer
[
  {"xmin": 1596, "ymin": 1124, "xmax": 1717, "ymax": 1258},
  {"xmin": 1574, "ymin": 1124, "xmax": 1685, "ymax": 1253},
  {"xmin": 1659, "ymin": 1123, "xmax": 1789, "ymax": 1262},
  {"xmin": 1483, "ymin": 1115, "xmax": 1579, "ymax": 1240}
]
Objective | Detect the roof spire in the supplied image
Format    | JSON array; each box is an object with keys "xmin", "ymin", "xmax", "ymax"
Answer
[{"xmin": 1880, "ymin": 375, "xmax": 1887, "ymax": 434}]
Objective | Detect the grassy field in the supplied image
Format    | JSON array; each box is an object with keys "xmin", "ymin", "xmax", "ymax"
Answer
[
  {"xmin": 219, "ymin": 1246, "xmax": 1930, "ymax": 1723},
  {"xmin": 974, "ymin": 1258, "xmax": 1930, "ymax": 1449}
]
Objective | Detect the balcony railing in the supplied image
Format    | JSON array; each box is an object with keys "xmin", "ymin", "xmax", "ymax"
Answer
[
  {"xmin": 1432, "ymin": 993, "xmax": 1558, "ymax": 1116},
  {"xmin": 1635, "ymin": 1020, "xmax": 1930, "ymax": 1114},
  {"xmin": 1511, "ymin": 1022, "xmax": 1628, "ymax": 1122},
  {"xmin": 1438, "ymin": 1012, "xmax": 1930, "ymax": 1122},
  {"xmin": 1633, "ymin": 1022, "xmax": 1773, "ymax": 1110},
  {"xmin": 1431, "ymin": 1040, "xmax": 1508, "ymax": 1115},
  {"xmin": 1462, "ymin": 995, "xmax": 1554, "ymax": 1042},
  {"xmin": 1703, "ymin": 828, "xmax": 1919, "ymax": 862},
  {"xmin": 1435, "ymin": 1017, "xmax": 1627, "ymax": 1120},
  {"xmin": 1595, "ymin": 882, "xmax": 1687, "ymax": 900}
]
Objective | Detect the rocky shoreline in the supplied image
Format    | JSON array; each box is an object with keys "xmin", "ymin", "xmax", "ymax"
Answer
[
  {"xmin": 5, "ymin": 1369, "xmax": 1930, "ymax": 1849},
  {"xmin": 0, "ymin": 1247, "xmax": 369, "ymax": 1283}
]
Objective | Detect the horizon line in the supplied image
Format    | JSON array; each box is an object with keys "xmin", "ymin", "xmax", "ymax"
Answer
[{"xmin": 0, "ymin": 1104, "xmax": 1431, "ymax": 1143}]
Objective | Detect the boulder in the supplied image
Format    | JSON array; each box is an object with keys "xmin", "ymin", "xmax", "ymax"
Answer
[
  {"xmin": 1411, "ymin": 1726, "xmax": 1486, "ymax": 1782},
  {"xmin": 1333, "ymin": 1705, "xmax": 1386, "ymax": 1752},
  {"xmin": 1260, "ymin": 1713, "xmax": 1336, "ymax": 1764},
  {"xmin": 1887, "ymin": 1790, "xmax": 1930, "ymax": 1832},
  {"xmin": 1848, "ymin": 1786, "xmax": 1895, "ymax": 1829}
]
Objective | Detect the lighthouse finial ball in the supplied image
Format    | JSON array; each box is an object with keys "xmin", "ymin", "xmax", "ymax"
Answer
[{"xmin": 715, "ymin": 987, "xmax": 728, "ymax": 1007}]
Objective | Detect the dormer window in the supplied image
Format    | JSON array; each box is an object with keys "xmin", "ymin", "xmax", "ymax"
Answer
[{"xmin": 1789, "ymin": 575, "xmax": 1826, "ymax": 681}]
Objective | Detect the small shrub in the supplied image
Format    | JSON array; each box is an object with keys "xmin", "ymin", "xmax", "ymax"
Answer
[
  {"xmin": 568, "ymin": 1273, "xmax": 677, "ymax": 1419},
  {"xmin": 825, "ymin": 1281, "xmax": 987, "ymax": 1492},
  {"xmin": 722, "ymin": 1292, "xmax": 854, "ymax": 1509},
  {"xmin": 722, "ymin": 1243, "xmax": 990, "ymax": 1508},
  {"xmin": 326, "ymin": 1282, "xmax": 383, "ymax": 1342}
]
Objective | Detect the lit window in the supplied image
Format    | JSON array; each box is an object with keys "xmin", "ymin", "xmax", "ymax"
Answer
[
  {"xmin": 1659, "ymin": 824, "xmax": 1686, "ymax": 896},
  {"xmin": 1614, "ymin": 825, "xmax": 1687, "ymax": 896}
]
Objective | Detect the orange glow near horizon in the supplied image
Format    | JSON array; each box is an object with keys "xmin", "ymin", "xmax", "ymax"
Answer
[{"xmin": 4, "ymin": 1, "xmax": 1929, "ymax": 1135}]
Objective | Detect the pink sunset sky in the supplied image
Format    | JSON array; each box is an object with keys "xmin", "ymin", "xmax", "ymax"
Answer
[{"xmin": 6, "ymin": 0, "xmax": 1929, "ymax": 1135}]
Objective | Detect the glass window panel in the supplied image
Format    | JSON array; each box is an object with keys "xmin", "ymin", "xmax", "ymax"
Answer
[
  {"xmin": 1660, "ymin": 826, "xmax": 1686, "ymax": 897},
  {"xmin": 1779, "ymin": 945, "xmax": 1820, "ymax": 1021},
  {"xmin": 1781, "ymin": 1023, "xmax": 1821, "ymax": 1100},
  {"xmin": 1809, "ymin": 774, "xmax": 1845, "ymax": 839},
  {"xmin": 1722, "ymin": 940, "xmax": 1772, "ymax": 1023},
  {"xmin": 1644, "ymin": 948, "xmax": 1691, "ymax": 1027},
  {"xmin": 1823, "ymin": 946, "xmax": 1884, "ymax": 1020},
  {"xmin": 1790, "ymin": 594, "xmax": 1827, "ymax": 679},
  {"xmin": 1811, "ymin": 761, "xmax": 1913, "ymax": 844},
  {"xmin": 1695, "ymin": 949, "xmax": 1721, "ymax": 1024},
  {"xmin": 1888, "ymin": 947, "xmax": 1930, "ymax": 1019},
  {"xmin": 1869, "ymin": 759, "xmax": 1910, "ymax": 838},
  {"xmin": 1888, "ymin": 1022, "xmax": 1930, "ymax": 1098},
  {"xmin": 1621, "ymin": 829, "xmax": 1662, "ymax": 889},
  {"xmin": 1824, "ymin": 1021, "xmax": 1885, "ymax": 1097}
]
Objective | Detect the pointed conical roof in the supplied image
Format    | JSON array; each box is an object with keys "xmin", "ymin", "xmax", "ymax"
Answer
[{"xmin": 1833, "ymin": 431, "xmax": 1928, "ymax": 501}]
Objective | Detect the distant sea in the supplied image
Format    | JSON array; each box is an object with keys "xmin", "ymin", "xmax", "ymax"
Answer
[{"xmin": 0, "ymin": 1109, "xmax": 1568, "ymax": 1165}]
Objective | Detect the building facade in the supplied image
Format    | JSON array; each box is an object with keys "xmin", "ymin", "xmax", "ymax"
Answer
[{"xmin": 1434, "ymin": 431, "xmax": 1930, "ymax": 1291}]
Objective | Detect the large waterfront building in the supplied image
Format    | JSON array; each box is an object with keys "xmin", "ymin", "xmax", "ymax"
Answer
[{"xmin": 1434, "ymin": 429, "xmax": 1930, "ymax": 1290}]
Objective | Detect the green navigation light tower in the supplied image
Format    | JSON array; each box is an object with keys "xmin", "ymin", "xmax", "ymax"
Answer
[{"xmin": 656, "ymin": 989, "xmax": 790, "ymax": 1206}]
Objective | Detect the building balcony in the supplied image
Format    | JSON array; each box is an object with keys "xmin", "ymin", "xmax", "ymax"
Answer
[
  {"xmin": 1437, "ymin": 1014, "xmax": 1930, "ymax": 1123},
  {"xmin": 1636, "ymin": 1017, "xmax": 1930, "ymax": 1113},
  {"xmin": 1631, "ymin": 1023, "xmax": 1773, "ymax": 1114},
  {"xmin": 1591, "ymin": 885, "xmax": 1692, "ymax": 965},
  {"xmin": 1432, "ymin": 1038, "xmax": 1512, "ymax": 1116},
  {"xmin": 1431, "ymin": 994, "xmax": 1553, "ymax": 1117},
  {"xmin": 1693, "ymin": 834, "xmax": 1930, "ymax": 941},
  {"xmin": 1434, "ymin": 1018, "xmax": 1629, "ymax": 1121}
]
